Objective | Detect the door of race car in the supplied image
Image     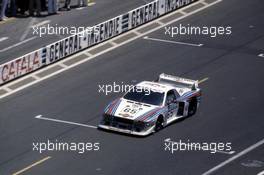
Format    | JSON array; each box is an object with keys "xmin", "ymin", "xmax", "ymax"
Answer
[{"xmin": 165, "ymin": 90, "xmax": 178, "ymax": 119}]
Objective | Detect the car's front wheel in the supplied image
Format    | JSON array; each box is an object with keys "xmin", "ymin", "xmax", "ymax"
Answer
[{"xmin": 155, "ymin": 116, "xmax": 164, "ymax": 132}]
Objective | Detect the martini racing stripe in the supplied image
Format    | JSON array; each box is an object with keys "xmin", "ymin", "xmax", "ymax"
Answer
[
  {"xmin": 105, "ymin": 98, "xmax": 121, "ymax": 115},
  {"xmin": 180, "ymin": 91, "xmax": 201, "ymax": 100},
  {"xmin": 104, "ymin": 103, "xmax": 112, "ymax": 113},
  {"xmin": 181, "ymin": 91, "xmax": 194, "ymax": 98},
  {"xmin": 108, "ymin": 99, "xmax": 121, "ymax": 115},
  {"xmin": 137, "ymin": 107, "xmax": 167, "ymax": 122},
  {"xmin": 104, "ymin": 99, "xmax": 118, "ymax": 113},
  {"xmin": 136, "ymin": 108, "xmax": 161, "ymax": 121},
  {"xmin": 110, "ymin": 99, "xmax": 122, "ymax": 115},
  {"xmin": 145, "ymin": 107, "xmax": 167, "ymax": 122},
  {"xmin": 187, "ymin": 92, "xmax": 201, "ymax": 100}
]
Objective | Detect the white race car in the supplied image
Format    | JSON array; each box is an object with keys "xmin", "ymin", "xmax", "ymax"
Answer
[{"xmin": 98, "ymin": 73, "xmax": 201, "ymax": 136}]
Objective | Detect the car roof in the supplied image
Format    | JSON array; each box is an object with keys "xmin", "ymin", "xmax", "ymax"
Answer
[{"xmin": 136, "ymin": 81, "xmax": 174, "ymax": 93}]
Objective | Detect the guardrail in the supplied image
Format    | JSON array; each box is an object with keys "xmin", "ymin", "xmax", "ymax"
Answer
[{"xmin": 0, "ymin": 0, "xmax": 197, "ymax": 85}]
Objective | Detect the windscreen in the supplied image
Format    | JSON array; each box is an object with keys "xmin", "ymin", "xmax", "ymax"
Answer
[{"xmin": 123, "ymin": 89, "xmax": 164, "ymax": 106}]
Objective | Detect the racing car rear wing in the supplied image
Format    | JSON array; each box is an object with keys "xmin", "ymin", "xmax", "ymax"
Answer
[{"xmin": 158, "ymin": 73, "xmax": 198, "ymax": 90}]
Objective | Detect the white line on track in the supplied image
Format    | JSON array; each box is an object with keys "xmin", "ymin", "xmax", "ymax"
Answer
[
  {"xmin": 0, "ymin": 37, "xmax": 8, "ymax": 42},
  {"xmin": 0, "ymin": 0, "xmax": 222, "ymax": 99},
  {"xmin": 143, "ymin": 36, "xmax": 203, "ymax": 47},
  {"xmin": 2, "ymin": 86, "xmax": 11, "ymax": 92},
  {"xmin": 31, "ymin": 20, "xmax": 50, "ymax": 28},
  {"xmin": 202, "ymin": 138, "xmax": 264, "ymax": 175},
  {"xmin": 142, "ymin": 0, "xmax": 152, "ymax": 4},
  {"xmin": 20, "ymin": 18, "xmax": 38, "ymax": 41},
  {"xmin": 156, "ymin": 20, "xmax": 164, "ymax": 25},
  {"xmin": 215, "ymin": 150, "xmax": 235, "ymax": 155},
  {"xmin": 88, "ymin": 2, "xmax": 96, "ymax": 6},
  {"xmin": 76, "ymin": 7, "xmax": 86, "ymax": 10},
  {"xmin": 258, "ymin": 170, "xmax": 264, "ymax": 175},
  {"xmin": 12, "ymin": 156, "xmax": 51, "ymax": 175},
  {"xmin": 20, "ymin": 19, "xmax": 50, "ymax": 41},
  {"xmin": 0, "ymin": 36, "xmax": 37, "ymax": 52},
  {"xmin": 258, "ymin": 53, "xmax": 264, "ymax": 58},
  {"xmin": 35, "ymin": 115, "xmax": 97, "ymax": 129}
]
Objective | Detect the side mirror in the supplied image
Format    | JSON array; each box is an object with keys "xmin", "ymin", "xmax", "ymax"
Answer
[
  {"xmin": 167, "ymin": 99, "xmax": 176, "ymax": 105},
  {"xmin": 191, "ymin": 84, "xmax": 196, "ymax": 91},
  {"xmin": 166, "ymin": 99, "xmax": 172, "ymax": 105}
]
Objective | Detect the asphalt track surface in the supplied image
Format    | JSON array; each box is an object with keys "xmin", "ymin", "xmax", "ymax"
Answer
[
  {"xmin": 0, "ymin": 0, "xmax": 150, "ymax": 64},
  {"xmin": 1, "ymin": 0, "xmax": 264, "ymax": 174}
]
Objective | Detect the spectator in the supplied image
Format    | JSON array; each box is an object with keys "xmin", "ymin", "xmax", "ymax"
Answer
[
  {"xmin": 0, "ymin": 0, "xmax": 8, "ymax": 21},
  {"xmin": 62, "ymin": 0, "xmax": 71, "ymax": 11},
  {"xmin": 10, "ymin": 0, "xmax": 17, "ymax": 17},
  {"xmin": 17, "ymin": 0, "xmax": 29, "ymax": 16},
  {"xmin": 41, "ymin": 0, "xmax": 46, "ymax": 11},
  {"xmin": 78, "ymin": 0, "xmax": 87, "ymax": 7},
  {"xmin": 48, "ymin": 0, "xmax": 57, "ymax": 15},
  {"xmin": 29, "ymin": 0, "xmax": 41, "ymax": 16}
]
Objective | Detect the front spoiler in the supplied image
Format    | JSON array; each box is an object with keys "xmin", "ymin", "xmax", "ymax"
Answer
[{"xmin": 98, "ymin": 124, "xmax": 155, "ymax": 136}]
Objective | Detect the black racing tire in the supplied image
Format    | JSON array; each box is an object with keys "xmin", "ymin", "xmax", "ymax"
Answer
[
  {"xmin": 188, "ymin": 98, "xmax": 197, "ymax": 116},
  {"xmin": 155, "ymin": 116, "xmax": 164, "ymax": 132}
]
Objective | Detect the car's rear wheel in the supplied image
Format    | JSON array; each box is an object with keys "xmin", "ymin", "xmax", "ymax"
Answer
[
  {"xmin": 188, "ymin": 98, "xmax": 197, "ymax": 116},
  {"xmin": 155, "ymin": 116, "xmax": 164, "ymax": 132}
]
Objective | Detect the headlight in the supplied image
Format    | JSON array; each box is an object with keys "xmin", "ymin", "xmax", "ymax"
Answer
[{"xmin": 134, "ymin": 121, "xmax": 149, "ymax": 132}]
